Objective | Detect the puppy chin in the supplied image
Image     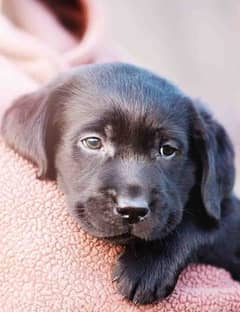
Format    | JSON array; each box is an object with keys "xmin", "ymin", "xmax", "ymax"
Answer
[
  {"xmin": 130, "ymin": 210, "xmax": 183, "ymax": 241},
  {"xmin": 80, "ymin": 217, "xmax": 178, "ymax": 243},
  {"xmin": 104, "ymin": 233, "xmax": 135, "ymax": 245},
  {"xmin": 73, "ymin": 217, "xmax": 130, "ymax": 239}
]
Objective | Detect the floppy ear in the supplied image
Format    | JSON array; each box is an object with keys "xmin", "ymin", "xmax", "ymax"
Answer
[
  {"xmin": 1, "ymin": 88, "xmax": 60, "ymax": 179},
  {"xmin": 191, "ymin": 102, "xmax": 235, "ymax": 222}
]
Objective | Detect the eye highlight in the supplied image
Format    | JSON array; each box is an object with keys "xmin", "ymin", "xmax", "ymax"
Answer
[
  {"xmin": 81, "ymin": 137, "xmax": 103, "ymax": 150},
  {"xmin": 159, "ymin": 144, "xmax": 178, "ymax": 159}
]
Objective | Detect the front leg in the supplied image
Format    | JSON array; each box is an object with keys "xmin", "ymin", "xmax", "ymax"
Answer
[
  {"xmin": 113, "ymin": 218, "xmax": 217, "ymax": 304},
  {"xmin": 113, "ymin": 240, "xmax": 182, "ymax": 304}
]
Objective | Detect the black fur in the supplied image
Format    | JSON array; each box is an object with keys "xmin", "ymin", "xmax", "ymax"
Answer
[{"xmin": 1, "ymin": 63, "xmax": 240, "ymax": 304}]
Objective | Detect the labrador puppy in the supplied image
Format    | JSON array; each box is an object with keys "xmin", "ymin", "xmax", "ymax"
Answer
[{"xmin": 2, "ymin": 63, "xmax": 240, "ymax": 304}]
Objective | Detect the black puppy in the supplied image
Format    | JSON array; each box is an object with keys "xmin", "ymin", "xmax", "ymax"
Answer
[{"xmin": 2, "ymin": 63, "xmax": 240, "ymax": 304}]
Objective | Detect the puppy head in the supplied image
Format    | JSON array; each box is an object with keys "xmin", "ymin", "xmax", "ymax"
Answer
[{"xmin": 1, "ymin": 63, "xmax": 235, "ymax": 242}]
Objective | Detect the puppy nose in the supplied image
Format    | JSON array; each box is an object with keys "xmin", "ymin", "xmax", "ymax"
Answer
[{"xmin": 116, "ymin": 197, "xmax": 149, "ymax": 224}]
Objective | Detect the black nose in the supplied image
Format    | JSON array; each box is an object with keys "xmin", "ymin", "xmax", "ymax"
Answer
[{"xmin": 116, "ymin": 206, "xmax": 149, "ymax": 224}]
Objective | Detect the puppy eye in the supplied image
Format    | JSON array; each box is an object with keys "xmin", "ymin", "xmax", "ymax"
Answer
[
  {"xmin": 81, "ymin": 137, "xmax": 103, "ymax": 150},
  {"xmin": 160, "ymin": 144, "xmax": 177, "ymax": 159}
]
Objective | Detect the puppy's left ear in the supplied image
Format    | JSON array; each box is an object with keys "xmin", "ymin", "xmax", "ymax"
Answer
[
  {"xmin": 191, "ymin": 101, "xmax": 235, "ymax": 222},
  {"xmin": 1, "ymin": 87, "xmax": 61, "ymax": 179}
]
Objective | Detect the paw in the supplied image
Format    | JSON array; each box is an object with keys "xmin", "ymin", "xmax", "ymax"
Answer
[{"xmin": 112, "ymin": 250, "xmax": 177, "ymax": 304}]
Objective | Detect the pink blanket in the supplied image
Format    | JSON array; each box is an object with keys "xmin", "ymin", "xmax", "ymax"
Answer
[{"xmin": 1, "ymin": 1, "xmax": 240, "ymax": 311}]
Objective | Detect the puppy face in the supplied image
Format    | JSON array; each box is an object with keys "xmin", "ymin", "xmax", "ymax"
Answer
[
  {"xmin": 55, "ymin": 95, "xmax": 195, "ymax": 241},
  {"xmin": 1, "ymin": 63, "xmax": 235, "ymax": 242}
]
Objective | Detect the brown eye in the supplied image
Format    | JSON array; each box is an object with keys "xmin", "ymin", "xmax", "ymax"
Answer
[
  {"xmin": 160, "ymin": 144, "xmax": 177, "ymax": 159},
  {"xmin": 82, "ymin": 137, "xmax": 103, "ymax": 150}
]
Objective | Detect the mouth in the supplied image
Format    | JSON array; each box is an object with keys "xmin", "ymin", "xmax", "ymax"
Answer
[{"xmin": 103, "ymin": 232, "xmax": 135, "ymax": 244}]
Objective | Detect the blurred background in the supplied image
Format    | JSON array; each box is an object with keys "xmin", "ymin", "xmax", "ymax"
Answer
[{"xmin": 100, "ymin": 0, "xmax": 240, "ymax": 188}]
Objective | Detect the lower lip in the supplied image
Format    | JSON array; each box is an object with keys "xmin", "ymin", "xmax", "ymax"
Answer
[{"xmin": 104, "ymin": 233, "xmax": 134, "ymax": 244}]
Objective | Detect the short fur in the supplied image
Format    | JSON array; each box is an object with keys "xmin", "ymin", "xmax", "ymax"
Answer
[{"xmin": 2, "ymin": 63, "xmax": 240, "ymax": 304}]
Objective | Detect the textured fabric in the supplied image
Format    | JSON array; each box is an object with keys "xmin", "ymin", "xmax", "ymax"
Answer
[{"xmin": 1, "ymin": 142, "xmax": 240, "ymax": 311}]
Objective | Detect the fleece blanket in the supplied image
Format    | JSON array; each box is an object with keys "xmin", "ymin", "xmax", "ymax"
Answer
[{"xmin": 0, "ymin": 1, "xmax": 240, "ymax": 311}]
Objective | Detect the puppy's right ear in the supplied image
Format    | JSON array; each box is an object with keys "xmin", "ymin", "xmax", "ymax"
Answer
[
  {"xmin": 190, "ymin": 101, "xmax": 235, "ymax": 222},
  {"xmin": 1, "ymin": 88, "xmax": 58, "ymax": 179}
]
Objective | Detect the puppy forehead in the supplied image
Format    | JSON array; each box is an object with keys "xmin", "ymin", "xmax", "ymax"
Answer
[
  {"xmin": 64, "ymin": 63, "xmax": 191, "ymax": 137},
  {"xmin": 67, "ymin": 63, "xmax": 186, "ymax": 108}
]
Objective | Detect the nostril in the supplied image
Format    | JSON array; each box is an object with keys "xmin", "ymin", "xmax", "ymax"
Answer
[{"xmin": 116, "ymin": 206, "xmax": 149, "ymax": 223}]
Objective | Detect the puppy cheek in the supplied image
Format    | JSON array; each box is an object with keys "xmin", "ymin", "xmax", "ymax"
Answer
[
  {"xmin": 72, "ymin": 195, "xmax": 130, "ymax": 238},
  {"xmin": 153, "ymin": 195, "xmax": 184, "ymax": 239},
  {"xmin": 178, "ymin": 162, "xmax": 196, "ymax": 204}
]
